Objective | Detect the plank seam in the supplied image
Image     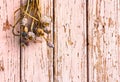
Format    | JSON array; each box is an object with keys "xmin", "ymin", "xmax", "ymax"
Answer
[
  {"xmin": 86, "ymin": 0, "xmax": 89, "ymax": 82},
  {"xmin": 20, "ymin": 0, "xmax": 23, "ymax": 82},
  {"xmin": 53, "ymin": 0, "xmax": 55, "ymax": 82}
]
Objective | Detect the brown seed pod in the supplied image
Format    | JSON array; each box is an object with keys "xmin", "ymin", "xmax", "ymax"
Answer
[
  {"xmin": 23, "ymin": 26, "xmax": 29, "ymax": 33},
  {"xmin": 35, "ymin": 28, "xmax": 44, "ymax": 36}
]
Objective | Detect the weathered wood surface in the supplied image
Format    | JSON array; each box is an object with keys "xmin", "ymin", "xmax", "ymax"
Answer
[
  {"xmin": 88, "ymin": 0, "xmax": 120, "ymax": 82},
  {"xmin": 1, "ymin": 0, "xmax": 120, "ymax": 82},
  {"xmin": 21, "ymin": 0, "xmax": 53, "ymax": 82},
  {"xmin": 0, "ymin": 0, "xmax": 20, "ymax": 82},
  {"xmin": 54, "ymin": 0, "xmax": 87, "ymax": 82}
]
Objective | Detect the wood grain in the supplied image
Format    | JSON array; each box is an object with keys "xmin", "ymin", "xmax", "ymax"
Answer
[
  {"xmin": 21, "ymin": 0, "xmax": 53, "ymax": 82},
  {"xmin": 1, "ymin": 0, "xmax": 120, "ymax": 82},
  {"xmin": 88, "ymin": 0, "xmax": 120, "ymax": 82},
  {"xmin": 54, "ymin": 0, "xmax": 87, "ymax": 82},
  {"xmin": 0, "ymin": 0, "xmax": 20, "ymax": 82}
]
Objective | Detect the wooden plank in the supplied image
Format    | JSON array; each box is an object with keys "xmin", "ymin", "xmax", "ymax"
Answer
[
  {"xmin": 54, "ymin": 0, "xmax": 87, "ymax": 82},
  {"xmin": 21, "ymin": 0, "xmax": 53, "ymax": 82},
  {"xmin": 0, "ymin": 0, "xmax": 20, "ymax": 82},
  {"xmin": 88, "ymin": 0, "xmax": 120, "ymax": 82}
]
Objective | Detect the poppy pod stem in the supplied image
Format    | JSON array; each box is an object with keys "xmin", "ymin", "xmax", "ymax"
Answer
[
  {"xmin": 26, "ymin": 0, "xmax": 30, "ymax": 12},
  {"xmin": 31, "ymin": 19, "xmax": 35, "ymax": 31},
  {"xmin": 22, "ymin": 10, "xmax": 39, "ymax": 21},
  {"xmin": 12, "ymin": 18, "xmax": 22, "ymax": 36}
]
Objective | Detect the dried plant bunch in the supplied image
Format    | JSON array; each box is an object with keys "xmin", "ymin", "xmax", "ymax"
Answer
[{"xmin": 12, "ymin": 0, "xmax": 54, "ymax": 48}]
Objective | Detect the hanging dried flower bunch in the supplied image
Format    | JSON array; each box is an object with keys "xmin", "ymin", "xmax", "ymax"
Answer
[{"xmin": 12, "ymin": 0, "xmax": 54, "ymax": 48}]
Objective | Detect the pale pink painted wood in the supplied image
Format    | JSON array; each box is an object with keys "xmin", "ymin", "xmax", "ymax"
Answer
[
  {"xmin": 54, "ymin": 0, "xmax": 87, "ymax": 82},
  {"xmin": 1, "ymin": 0, "xmax": 120, "ymax": 82},
  {"xmin": 0, "ymin": 0, "xmax": 20, "ymax": 82},
  {"xmin": 88, "ymin": 0, "xmax": 120, "ymax": 82},
  {"xmin": 21, "ymin": 0, "xmax": 53, "ymax": 82}
]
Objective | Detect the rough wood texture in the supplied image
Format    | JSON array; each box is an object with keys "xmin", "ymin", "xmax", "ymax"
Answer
[
  {"xmin": 54, "ymin": 0, "xmax": 87, "ymax": 82},
  {"xmin": 21, "ymin": 0, "xmax": 53, "ymax": 82},
  {"xmin": 88, "ymin": 0, "xmax": 120, "ymax": 82},
  {"xmin": 0, "ymin": 0, "xmax": 20, "ymax": 82},
  {"xmin": 1, "ymin": 0, "xmax": 120, "ymax": 82}
]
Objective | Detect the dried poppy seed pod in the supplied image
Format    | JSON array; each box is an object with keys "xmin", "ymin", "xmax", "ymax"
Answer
[
  {"xmin": 21, "ymin": 18, "xmax": 28, "ymax": 26},
  {"xmin": 23, "ymin": 26, "xmax": 28, "ymax": 33},
  {"xmin": 21, "ymin": 32, "xmax": 28, "ymax": 37},
  {"xmin": 47, "ymin": 41, "xmax": 54, "ymax": 48},
  {"xmin": 36, "ymin": 28, "xmax": 44, "ymax": 36},
  {"xmin": 40, "ymin": 16, "xmax": 51, "ymax": 27},
  {"xmin": 28, "ymin": 32, "xmax": 35, "ymax": 40},
  {"xmin": 43, "ymin": 27, "xmax": 51, "ymax": 34}
]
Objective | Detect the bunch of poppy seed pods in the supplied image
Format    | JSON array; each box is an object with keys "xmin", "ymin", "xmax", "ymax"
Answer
[{"xmin": 12, "ymin": 0, "xmax": 54, "ymax": 48}]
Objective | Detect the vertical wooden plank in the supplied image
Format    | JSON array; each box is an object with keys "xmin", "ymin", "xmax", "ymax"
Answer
[
  {"xmin": 21, "ymin": 0, "xmax": 53, "ymax": 82},
  {"xmin": 88, "ymin": 0, "xmax": 120, "ymax": 82},
  {"xmin": 118, "ymin": 0, "xmax": 120, "ymax": 81},
  {"xmin": 0, "ymin": 0, "xmax": 20, "ymax": 82},
  {"xmin": 54, "ymin": 0, "xmax": 87, "ymax": 82}
]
